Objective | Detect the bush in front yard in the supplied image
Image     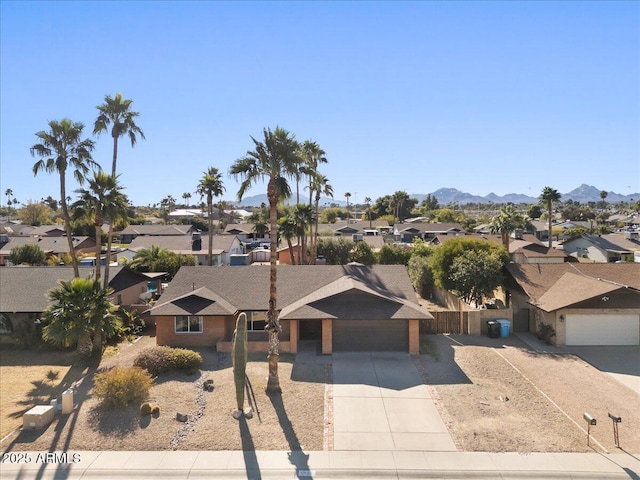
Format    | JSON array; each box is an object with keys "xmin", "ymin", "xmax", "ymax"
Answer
[
  {"xmin": 134, "ymin": 346, "xmax": 202, "ymax": 375},
  {"xmin": 93, "ymin": 367, "xmax": 153, "ymax": 408}
]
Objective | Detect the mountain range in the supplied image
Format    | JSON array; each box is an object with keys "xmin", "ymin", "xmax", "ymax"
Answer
[{"xmin": 234, "ymin": 184, "xmax": 639, "ymax": 208}]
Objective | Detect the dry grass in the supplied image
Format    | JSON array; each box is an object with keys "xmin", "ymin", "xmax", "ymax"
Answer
[{"xmin": 0, "ymin": 347, "xmax": 92, "ymax": 439}]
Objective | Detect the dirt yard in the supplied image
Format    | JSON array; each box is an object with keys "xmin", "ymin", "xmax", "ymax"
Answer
[
  {"xmin": 1, "ymin": 335, "xmax": 325, "ymax": 452},
  {"xmin": 416, "ymin": 334, "xmax": 640, "ymax": 453},
  {"xmin": 2, "ymin": 332, "xmax": 638, "ymax": 454}
]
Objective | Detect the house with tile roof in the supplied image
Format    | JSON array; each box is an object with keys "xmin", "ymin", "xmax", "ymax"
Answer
[
  {"xmin": 118, "ymin": 224, "xmax": 197, "ymax": 244},
  {"xmin": 394, "ymin": 223, "xmax": 464, "ymax": 243},
  {"xmin": 128, "ymin": 233, "xmax": 244, "ymax": 266},
  {"xmin": 506, "ymin": 263, "xmax": 640, "ymax": 345},
  {"xmin": 0, "ymin": 266, "xmax": 162, "ymax": 344},
  {"xmin": 147, "ymin": 265, "xmax": 432, "ymax": 354},
  {"xmin": 0, "ymin": 235, "xmax": 96, "ymax": 266},
  {"xmin": 561, "ymin": 233, "xmax": 640, "ymax": 263}
]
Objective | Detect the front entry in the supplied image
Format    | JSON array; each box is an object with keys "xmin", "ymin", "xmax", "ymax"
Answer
[{"xmin": 300, "ymin": 319, "xmax": 322, "ymax": 340}]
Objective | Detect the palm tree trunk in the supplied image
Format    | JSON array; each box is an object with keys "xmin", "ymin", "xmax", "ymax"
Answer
[
  {"xmin": 95, "ymin": 223, "xmax": 102, "ymax": 283},
  {"xmin": 60, "ymin": 172, "xmax": 79, "ymax": 278},
  {"xmin": 287, "ymin": 239, "xmax": 296, "ymax": 265},
  {"xmin": 104, "ymin": 135, "xmax": 119, "ymax": 288},
  {"xmin": 77, "ymin": 331, "xmax": 92, "ymax": 356},
  {"xmin": 547, "ymin": 200, "xmax": 553, "ymax": 249},
  {"xmin": 266, "ymin": 187, "xmax": 281, "ymax": 393},
  {"xmin": 208, "ymin": 196, "xmax": 213, "ymax": 266}
]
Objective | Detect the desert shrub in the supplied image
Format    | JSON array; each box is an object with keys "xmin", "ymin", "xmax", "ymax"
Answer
[
  {"xmin": 168, "ymin": 348, "xmax": 202, "ymax": 372},
  {"xmin": 134, "ymin": 346, "xmax": 202, "ymax": 375},
  {"xmin": 140, "ymin": 401, "xmax": 153, "ymax": 416},
  {"xmin": 537, "ymin": 322, "xmax": 556, "ymax": 345},
  {"xmin": 94, "ymin": 367, "xmax": 152, "ymax": 408}
]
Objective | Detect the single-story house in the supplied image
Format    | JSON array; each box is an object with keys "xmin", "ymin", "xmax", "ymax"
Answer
[
  {"xmin": 118, "ymin": 224, "xmax": 197, "ymax": 244},
  {"xmin": 561, "ymin": 233, "xmax": 640, "ymax": 263},
  {"xmin": 224, "ymin": 223, "xmax": 265, "ymax": 242},
  {"xmin": 148, "ymin": 265, "xmax": 431, "ymax": 354},
  {"xmin": 506, "ymin": 263, "xmax": 640, "ymax": 346},
  {"xmin": 394, "ymin": 223, "xmax": 464, "ymax": 243},
  {"xmin": 0, "ymin": 235, "xmax": 96, "ymax": 266},
  {"xmin": 128, "ymin": 233, "xmax": 244, "ymax": 266},
  {"xmin": 0, "ymin": 266, "xmax": 162, "ymax": 343}
]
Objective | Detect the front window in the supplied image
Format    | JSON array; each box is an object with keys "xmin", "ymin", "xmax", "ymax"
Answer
[
  {"xmin": 0, "ymin": 314, "xmax": 13, "ymax": 335},
  {"xmin": 248, "ymin": 311, "xmax": 267, "ymax": 332},
  {"xmin": 175, "ymin": 315, "xmax": 203, "ymax": 333}
]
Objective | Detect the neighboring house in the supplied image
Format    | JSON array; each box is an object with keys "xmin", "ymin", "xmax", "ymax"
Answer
[
  {"xmin": 167, "ymin": 209, "xmax": 205, "ymax": 219},
  {"xmin": 430, "ymin": 233, "xmax": 567, "ymax": 264},
  {"xmin": 506, "ymin": 263, "xmax": 640, "ymax": 346},
  {"xmin": 148, "ymin": 265, "xmax": 432, "ymax": 354},
  {"xmin": 224, "ymin": 223, "xmax": 264, "ymax": 242},
  {"xmin": 562, "ymin": 233, "xmax": 640, "ymax": 263},
  {"xmin": 118, "ymin": 224, "xmax": 196, "ymax": 244},
  {"xmin": 128, "ymin": 233, "xmax": 244, "ymax": 266},
  {"xmin": 394, "ymin": 223, "xmax": 464, "ymax": 243},
  {"xmin": 27, "ymin": 225, "xmax": 67, "ymax": 237},
  {"xmin": 529, "ymin": 220, "xmax": 550, "ymax": 242},
  {"xmin": 0, "ymin": 222, "xmax": 34, "ymax": 237},
  {"xmin": 0, "ymin": 266, "xmax": 162, "ymax": 343},
  {"xmin": 0, "ymin": 235, "xmax": 96, "ymax": 266}
]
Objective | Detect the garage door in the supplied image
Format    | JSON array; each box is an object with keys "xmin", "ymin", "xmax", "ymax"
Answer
[
  {"xmin": 565, "ymin": 314, "xmax": 640, "ymax": 346},
  {"xmin": 332, "ymin": 319, "xmax": 408, "ymax": 352}
]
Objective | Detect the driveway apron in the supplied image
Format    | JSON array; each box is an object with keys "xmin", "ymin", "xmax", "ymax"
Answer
[{"xmin": 332, "ymin": 352, "xmax": 457, "ymax": 451}]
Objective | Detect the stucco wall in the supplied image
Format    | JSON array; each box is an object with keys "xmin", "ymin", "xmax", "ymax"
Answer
[{"xmin": 155, "ymin": 315, "xmax": 227, "ymax": 347}]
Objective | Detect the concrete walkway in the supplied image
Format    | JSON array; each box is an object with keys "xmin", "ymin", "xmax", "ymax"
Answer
[
  {"xmin": 2, "ymin": 450, "xmax": 639, "ymax": 479},
  {"xmin": 332, "ymin": 352, "xmax": 456, "ymax": 451}
]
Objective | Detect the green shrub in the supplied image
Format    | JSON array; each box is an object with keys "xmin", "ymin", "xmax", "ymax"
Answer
[
  {"xmin": 537, "ymin": 322, "xmax": 556, "ymax": 345},
  {"xmin": 134, "ymin": 346, "xmax": 202, "ymax": 375},
  {"xmin": 168, "ymin": 348, "xmax": 203, "ymax": 372},
  {"xmin": 94, "ymin": 367, "xmax": 152, "ymax": 408}
]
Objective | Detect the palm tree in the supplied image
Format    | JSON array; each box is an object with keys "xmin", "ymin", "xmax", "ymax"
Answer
[
  {"xmin": 5, "ymin": 188, "xmax": 13, "ymax": 206},
  {"xmin": 93, "ymin": 93, "xmax": 145, "ymax": 287},
  {"xmin": 196, "ymin": 167, "xmax": 225, "ymax": 266},
  {"xmin": 72, "ymin": 171, "xmax": 129, "ymax": 285},
  {"xmin": 31, "ymin": 119, "xmax": 97, "ymax": 277},
  {"xmin": 278, "ymin": 213, "xmax": 298, "ymax": 264},
  {"xmin": 540, "ymin": 186, "xmax": 562, "ymax": 248},
  {"xmin": 292, "ymin": 203, "xmax": 313, "ymax": 264},
  {"xmin": 364, "ymin": 196, "xmax": 372, "ymax": 229},
  {"xmin": 182, "ymin": 192, "xmax": 192, "ymax": 208},
  {"xmin": 488, "ymin": 205, "xmax": 528, "ymax": 253},
  {"xmin": 344, "ymin": 192, "xmax": 351, "ymax": 221},
  {"xmin": 128, "ymin": 245, "xmax": 162, "ymax": 272},
  {"xmin": 299, "ymin": 140, "xmax": 327, "ymax": 208},
  {"xmin": 42, "ymin": 277, "xmax": 121, "ymax": 355},
  {"xmin": 309, "ymin": 173, "xmax": 333, "ymax": 264},
  {"xmin": 230, "ymin": 126, "xmax": 299, "ymax": 393},
  {"xmin": 599, "ymin": 190, "xmax": 608, "ymax": 209}
]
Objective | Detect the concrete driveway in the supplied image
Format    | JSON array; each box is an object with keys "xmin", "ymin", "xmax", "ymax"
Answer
[
  {"xmin": 567, "ymin": 345, "xmax": 640, "ymax": 395},
  {"xmin": 332, "ymin": 352, "xmax": 457, "ymax": 451}
]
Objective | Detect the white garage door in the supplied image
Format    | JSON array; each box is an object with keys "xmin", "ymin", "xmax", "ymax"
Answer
[{"xmin": 565, "ymin": 314, "xmax": 640, "ymax": 346}]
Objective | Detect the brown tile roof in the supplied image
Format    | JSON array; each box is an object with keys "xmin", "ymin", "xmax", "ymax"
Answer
[
  {"xmin": 0, "ymin": 236, "xmax": 95, "ymax": 255},
  {"xmin": 507, "ymin": 263, "xmax": 640, "ymax": 311}
]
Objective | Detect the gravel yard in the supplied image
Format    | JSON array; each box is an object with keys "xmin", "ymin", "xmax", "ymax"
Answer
[
  {"xmin": 2, "ymin": 332, "xmax": 638, "ymax": 454},
  {"xmin": 416, "ymin": 334, "xmax": 640, "ymax": 453}
]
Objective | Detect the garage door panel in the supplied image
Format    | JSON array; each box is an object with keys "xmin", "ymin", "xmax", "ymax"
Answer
[
  {"xmin": 565, "ymin": 314, "xmax": 640, "ymax": 346},
  {"xmin": 333, "ymin": 319, "xmax": 408, "ymax": 352}
]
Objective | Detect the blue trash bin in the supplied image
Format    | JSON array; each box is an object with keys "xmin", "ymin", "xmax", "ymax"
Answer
[{"xmin": 496, "ymin": 319, "xmax": 511, "ymax": 338}]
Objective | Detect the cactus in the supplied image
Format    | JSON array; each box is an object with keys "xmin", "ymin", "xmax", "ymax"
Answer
[{"xmin": 232, "ymin": 312, "xmax": 248, "ymax": 414}]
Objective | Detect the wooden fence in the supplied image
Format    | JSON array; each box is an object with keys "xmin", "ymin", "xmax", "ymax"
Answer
[{"xmin": 420, "ymin": 311, "xmax": 468, "ymax": 335}]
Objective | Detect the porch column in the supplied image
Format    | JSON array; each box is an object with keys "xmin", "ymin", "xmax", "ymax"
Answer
[
  {"xmin": 289, "ymin": 320, "xmax": 298, "ymax": 354},
  {"xmin": 408, "ymin": 319, "xmax": 419, "ymax": 355},
  {"xmin": 322, "ymin": 319, "xmax": 332, "ymax": 355}
]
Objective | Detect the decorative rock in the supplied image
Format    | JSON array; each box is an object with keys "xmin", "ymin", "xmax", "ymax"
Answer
[
  {"xmin": 176, "ymin": 413, "xmax": 188, "ymax": 422},
  {"xmin": 203, "ymin": 379, "xmax": 214, "ymax": 392},
  {"xmin": 243, "ymin": 407, "xmax": 253, "ymax": 419},
  {"xmin": 232, "ymin": 409, "xmax": 243, "ymax": 420}
]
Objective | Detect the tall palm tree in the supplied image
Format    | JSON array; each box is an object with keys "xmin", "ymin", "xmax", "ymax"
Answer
[
  {"xmin": 344, "ymin": 192, "xmax": 351, "ymax": 221},
  {"xmin": 292, "ymin": 203, "xmax": 313, "ymax": 264},
  {"xmin": 5, "ymin": 188, "xmax": 13, "ymax": 206},
  {"xmin": 278, "ymin": 213, "xmax": 298, "ymax": 264},
  {"xmin": 364, "ymin": 196, "xmax": 372, "ymax": 229},
  {"xmin": 93, "ymin": 93, "xmax": 145, "ymax": 287},
  {"xmin": 31, "ymin": 119, "xmax": 96, "ymax": 277},
  {"xmin": 182, "ymin": 192, "xmax": 192, "ymax": 208},
  {"xmin": 299, "ymin": 140, "xmax": 327, "ymax": 208},
  {"xmin": 196, "ymin": 167, "xmax": 225, "ymax": 266},
  {"xmin": 42, "ymin": 277, "xmax": 121, "ymax": 356},
  {"xmin": 540, "ymin": 186, "xmax": 562, "ymax": 248},
  {"xmin": 72, "ymin": 171, "xmax": 129, "ymax": 285},
  {"xmin": 309, "ymin": 173, "xmax": 333, "ymax": 264},
  {"xmin": 230, "ymin": 126, "xmax": 299, "ymax": 393}
]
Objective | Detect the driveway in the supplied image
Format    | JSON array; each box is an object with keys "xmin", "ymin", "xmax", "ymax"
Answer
[
  {"xmin": 567, "ymin": 345, "xmax": 640, "ymax": 395},
  {"xmin": 332, "ymin": 352, "xmax": 457, "ymax": 451}
]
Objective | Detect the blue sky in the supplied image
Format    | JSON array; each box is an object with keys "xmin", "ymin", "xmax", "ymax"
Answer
[{"xmin": 1, "ymin": 1, "xmax": 638, "ymax": 207}]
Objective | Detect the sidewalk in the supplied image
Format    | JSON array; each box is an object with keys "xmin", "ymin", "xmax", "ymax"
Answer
[{"xmin": 1, "ymin": 450, "xmax": 639, "ymax": 479}]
